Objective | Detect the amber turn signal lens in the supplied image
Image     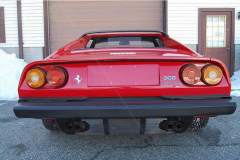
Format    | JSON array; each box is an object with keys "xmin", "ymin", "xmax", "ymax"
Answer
[
  {"xmin": 202, "ymin": 65, "xmax": 223, "ymax": 85},
  {"xmin": 47, "ymin": 67, "xmax": 67, "ymax": 87},
  {"xmin": 180, "ymin": 64, "xmax": 201, "ymax": 85},
  {"xmin": 26, "ymin": 68, "xmax": 46, "ymax": 88}
]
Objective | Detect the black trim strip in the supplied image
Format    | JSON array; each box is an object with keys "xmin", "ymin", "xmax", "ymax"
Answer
[
  {"xmin": 79, "ymin": 30, "xmax": 169, "ymax": 38},
  {"xmin": 18, "ymin": 95, "xmax": 231, "ymax": 103},
  {"xmin": 19, "ymin": 97, "xmax": 88, "ymax": 103}
]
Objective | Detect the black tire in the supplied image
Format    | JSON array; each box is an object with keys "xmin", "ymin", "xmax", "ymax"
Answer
[
  {"xmin": 190, "ymin": 117, "xmax": 209, "ymax": 131},
  {"xmin": 42, "ymin": 119, "xmax": 59, "ymax": 131}
]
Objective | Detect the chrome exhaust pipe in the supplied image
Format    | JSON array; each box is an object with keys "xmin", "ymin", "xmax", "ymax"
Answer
[
  {"xmin": 166, "ymin": 122, "xmax": 175, "ymax": 131},
  {"xmin": 64, "ymin": 123, "xmax": 74, "ymax": 133},
  {"xmin": 159, "ymin": 120, "xmax": 184, "ymax": 132},
  {"xmin": 73, "ymin": 122, "xmax": 85, "ymax": 132},
  {"xmin": 175, "ymin": 122, "xmax": 184, "ymax": 131},
  {"xmin": 159, "ymin": 120, "xmax": 174, "ymax": 131},
  {"xmin": 57, "ymin": 119, "xmax": 90, "ymax": 134}
]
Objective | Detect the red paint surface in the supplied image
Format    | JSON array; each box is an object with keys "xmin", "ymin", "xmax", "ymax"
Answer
[
  {"xmin": 19, "ymin": 61, "xmax": 231, "ymax": 98},
  {"xmin": 88, "ymin": 64, "xmax": 159, "ymax": 87},
  {"xmin": 18, "ymin": 31, "xmax": 231, "ymax": 98}
]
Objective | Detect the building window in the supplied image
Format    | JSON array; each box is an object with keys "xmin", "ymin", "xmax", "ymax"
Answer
[
  {"xmin": 206, "ymin": 15, "xmax": 226, "ymax": 48},
  {"xmin": 0, "ymin": 7, "xmax": 6, "ymax": 43}
]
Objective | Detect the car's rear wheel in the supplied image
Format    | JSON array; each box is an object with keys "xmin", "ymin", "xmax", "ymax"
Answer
[
  {"xmin": 190, "ymin": 117, "xmax": 209, "ymax": 130},
  {"xmin": 42, "ymin": 119, "xmax": 59, "ymax": 131}
]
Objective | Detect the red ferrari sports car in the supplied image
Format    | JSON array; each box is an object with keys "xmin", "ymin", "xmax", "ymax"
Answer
[{"xmin": 14, "ymin": 30, "xmax": 236, "ymax": 134}]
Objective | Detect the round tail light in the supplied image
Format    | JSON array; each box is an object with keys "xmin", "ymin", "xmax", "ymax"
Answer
[
  {"xmin": 46, "ymin": 67, "xmax": 68, "ymax": 87},
  {"xmin": 202, "ymin": 65, "xmax": 223, "ymax": 85},
  {"xmin": 26, "ymin": 68, "xmax": 46, "ymax": 88},
  {"xmin": 180, "ymin": 64, "xmax": 201, "ymax": 85}
]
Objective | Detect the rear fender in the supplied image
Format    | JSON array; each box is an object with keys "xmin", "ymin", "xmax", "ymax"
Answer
[
  {"xmin": 18, "ymin": 62, "xmax": 38, "ymax": 92},
  {"xmin": 210, "ymin": 58, "xmax": 231, "ymax": 85}
]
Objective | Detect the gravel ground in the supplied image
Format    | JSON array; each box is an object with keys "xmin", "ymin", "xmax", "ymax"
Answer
[{"xmin": 0, "ymin": 97, "xmax": 239, "ymax": 160}]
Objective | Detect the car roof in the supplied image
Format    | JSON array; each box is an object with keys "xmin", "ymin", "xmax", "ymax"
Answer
[{"xmin": 79, "ymin": 30, "xmax": 169, "ymax": 38}]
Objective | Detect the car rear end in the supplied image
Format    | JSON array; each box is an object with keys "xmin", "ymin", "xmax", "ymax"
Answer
[{"xmin": 13, "ymin": 31, "xmax": 237, "ymax": 134}]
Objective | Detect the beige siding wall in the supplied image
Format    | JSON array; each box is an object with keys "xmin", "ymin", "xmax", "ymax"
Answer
[
  {"xmin": 0, "ymin": 1, "xmax": 18, "ymax": 48},
  {"xmin": 168, "ymin": 0, "xmax": 240, "ymax": 45},
  {"xmin": 168, "ymin": 0, "xmax": 240, "ymax": 71},
  {"xmin": 0, "ymin": 0, "xmax": 44, "ymax": 63},
  {"xmin": 21, "ymin": 0, "xmax": 44, "ymax": 62},
  {"xmin": 49, "ymin": 1, "xmax": 164, "ymax": 53},
  {"xmin": 23, "ymin": 47, "xmax": 43, "ymax": 63},
  {"xmin": 22, "ymin": 0, "xmax": 44, "ymax": 48},
  {"xmin": 235, "ymin": 45, "xmax": 240, "ymax": 71}
]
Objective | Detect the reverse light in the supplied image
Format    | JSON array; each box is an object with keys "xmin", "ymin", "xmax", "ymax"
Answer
[
  {"xmin": 180, "ymin": 64, "xmax": 201, "ymax": 85},
  {"xmin": 202, "ymin": 65, "xmax": 223, "ymax": 85},
  {"xmin": 46, "ymin": 67, "xmax": 68, "ymax": 87},
  {"xmin": 26, "ymin": 68, "xmax": 46, "ymax": 88}
]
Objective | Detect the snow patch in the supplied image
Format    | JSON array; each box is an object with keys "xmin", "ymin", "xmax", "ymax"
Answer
[
  {"xmin": 231, "ymin": 70, "xmax": 240, "ymax": 90},
  {"xmin": 231, "ymin": 70, "xmax": 240, "ymax": 97},
  {"xmin": 231, "ymin": 90, "xmax": 240, "ymax": 97},
  {"xmin": 0, "ymin": 49, "xmax": 27, "ymax": 100}
]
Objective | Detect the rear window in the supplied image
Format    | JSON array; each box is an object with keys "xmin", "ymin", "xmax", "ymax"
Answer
[{"xmin": 86, "ymin": 36, "xmax": 163, "ymax": 48}]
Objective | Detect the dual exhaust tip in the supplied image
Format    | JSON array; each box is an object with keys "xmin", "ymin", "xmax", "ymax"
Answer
[
  {"xmin": 64, "ymin": 121, "xmax": 90, "ymax": 133},
  {"xmin": 159, "ymin": 121, "xmax": 184, "ymax": 132},
  {"xmin": 63, "ymin": 120, "xmax": 184, "ymax": 133}
]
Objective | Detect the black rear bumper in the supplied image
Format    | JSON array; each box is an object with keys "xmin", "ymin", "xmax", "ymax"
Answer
[{"xmin": 13, "ymin": 97, "xmax": 237, "ymax": 119}]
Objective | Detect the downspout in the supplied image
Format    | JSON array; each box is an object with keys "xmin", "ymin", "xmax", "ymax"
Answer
[
  {"xmin": 163, "ymin": 0, "xmax": 168, "ymax": 33},
  {"xmin": 17, "ymin": 0, "xmax": 23, "ymax": 59},
  {"xmin": 43, "ymin": 0, "xmax": 50, "ymax": 58}
]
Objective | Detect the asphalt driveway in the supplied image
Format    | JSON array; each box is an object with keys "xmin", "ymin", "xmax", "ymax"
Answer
[{"xmin": 0, "ymin": 97, "xmax": 239, "ymax": 160}]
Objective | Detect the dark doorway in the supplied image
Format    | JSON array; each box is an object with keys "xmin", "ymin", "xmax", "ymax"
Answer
[{"xmin": 198, "ymin": 8, "xmax": 235, "ymax": 76}]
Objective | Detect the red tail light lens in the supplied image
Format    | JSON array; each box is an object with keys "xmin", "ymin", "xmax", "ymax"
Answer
[
  {"xmin": 180, "ymin": 64, "xmax": 201, "ymax": 85},
  {"xmin": 47, "ymin": 67, "xmax": 68, "ymax": 87}
]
